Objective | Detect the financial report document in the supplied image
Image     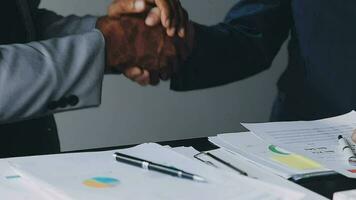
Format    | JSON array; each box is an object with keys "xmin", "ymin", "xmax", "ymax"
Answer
[
  {"xmin": 1, "ymin": 143, "xmax": 303, "ymax": 200},
  {"xmin": 242, "ymin": 111, "xmax": 356, "ymax": 178},
  {"xmin": 209, "ymin": 132, "xmax": 332, "ymax": 180}
]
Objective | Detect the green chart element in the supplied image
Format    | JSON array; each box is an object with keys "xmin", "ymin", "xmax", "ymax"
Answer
[{"xmin": 268, "ymin": 145, "xmax": 290, "ymax": 155}]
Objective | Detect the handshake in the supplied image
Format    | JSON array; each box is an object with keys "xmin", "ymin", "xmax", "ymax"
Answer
[{"xmin": 96, "ymin": 0, "xmax": 194, "ymax": 85}]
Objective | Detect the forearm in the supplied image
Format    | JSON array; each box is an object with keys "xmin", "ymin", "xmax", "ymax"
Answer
[
  {"xmin": 33, "ymin": 8, "xmax": 98, "ymax": 39},
  {"xmin": 171, "ymin": 22, "xmax": 272, "ymax": 91},
  {"xmin": 0, "ymin": 30, "xmax": 105, "ymax": 124},
  {"xmin": 171, "ymin": 0, "xmax": 292, "ymax": 91}
]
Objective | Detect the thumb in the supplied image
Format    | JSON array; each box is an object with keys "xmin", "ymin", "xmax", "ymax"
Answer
[{"xmin": 108, "ymin": 0, "xmax": 146, "ymax": 17}]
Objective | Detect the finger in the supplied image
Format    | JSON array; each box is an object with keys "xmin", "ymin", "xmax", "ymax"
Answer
[
  {"xmin": 142, "ymin": 70, "xmax": 151, "ymax": 85},
  {"xmin": 124, "ymin": 67, "xmax": 144, "ymax": 80},
  {"xmin": 108, "ymin": 0, "xmax": 146, "ymax": 18},
  {"xmin": 147, "ymin": 0, "xmax": 172, "ymax": 28},
  {"xmin": 178, "ymin": 8, "xmax": 188, "ymax": 38},
  {"xmin": 159, "ymin": 53, "xmax": 176, "ymax": 80},
  {"xmin": 149, "ymin": 70, "xmax": 160, "ymax": 85},
  {"xmin": 135, "ymin": 70, "xmax": 150, "ymax": 86},
  {"xmin": 352, "ymin": 130, "xmax": 356, "ymax": 143},
  {"xmin": 159, "ymin": 66, "xmax": 172, "ymax": 81},
  {"xmin": 166, "ymin": 0, "xmax": 181, "ymax": 37},
  {"xmin": 159, "ymin": 71, "xmax": 169, "ymax": 81},
  {"xmin": 145, "ymin": 7, "xmax": 161, "ymax": 26}
]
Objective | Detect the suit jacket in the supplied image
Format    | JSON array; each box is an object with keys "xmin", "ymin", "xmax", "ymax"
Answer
[
  {"xmin": 0, "ymin": 0, "xmax": 105, "ymax": 123},
  {"xmin": 0, "ymin": 0, "xmax": 105, "ymax": 157},
  {"xmin": 171, "ymin": 0, "xmax": 356, "ymax": 120}
]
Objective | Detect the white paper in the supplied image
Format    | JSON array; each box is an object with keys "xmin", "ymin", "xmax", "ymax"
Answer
[
  {"xmin": 0, "ymin": 161, "xmax": 50, "ymax": 200},
  {"xmin": 204, "ymin": 148, "xmax": 328, "ymax": 200},
  {"xmin": 171, "ymin": 146, "xmax": 200, "ymax": 158},
  {"xmin": 333, "ymin": 189, "xmax": 356, "ymax": 200},
  {"xmin": 209, "ymin": 132, "xmax": 333, "ymax": 179},
  {"xmin": 6, "ymin": 143, "xmax": 304, "ymax": 200},
  {"xmin": 242, "ymin": 111, "xmax": 356, "ymax": 178}
]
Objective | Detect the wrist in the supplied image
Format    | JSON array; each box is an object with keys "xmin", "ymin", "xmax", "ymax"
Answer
[
  {"xmin": 96, "ymin": 17, "xmax": 121, "ymax": 74},
  {"xmin": 96, "ymin": 17, "xmax": 110, "ymax": 73}
]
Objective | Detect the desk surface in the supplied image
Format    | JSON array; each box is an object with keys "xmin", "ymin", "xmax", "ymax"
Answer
[{"xmin": 66, "ymin": 137, "xmax": 356, "ymax": 199}]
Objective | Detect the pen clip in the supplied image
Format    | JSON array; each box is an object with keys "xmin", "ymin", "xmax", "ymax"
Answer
[
  {"xmin": 195, "ymin": 151, "xmax": 248, "ymax": 176},
  {"xmin": 194, "ymin": 152, "xmax": 219, "ymax": 168}
]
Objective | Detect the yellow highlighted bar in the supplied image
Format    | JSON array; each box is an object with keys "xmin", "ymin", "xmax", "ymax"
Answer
[{"xmin": 271, "ymin": 154, "xmax": 323, "ymax": 170}]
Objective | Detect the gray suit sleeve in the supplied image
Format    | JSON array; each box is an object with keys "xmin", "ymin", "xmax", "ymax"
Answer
[
  {"xmin": 0, "ymin": 29, "xmax": 106, "ymax": 124},
  {"xmin": 33, "ymin": 8, "xmax": 99, "ymax": 39}
]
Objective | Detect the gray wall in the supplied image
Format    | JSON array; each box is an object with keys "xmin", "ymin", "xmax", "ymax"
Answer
[{"xmin": 40, "ymin": 0, "xmax": 288, "ymax": 151}]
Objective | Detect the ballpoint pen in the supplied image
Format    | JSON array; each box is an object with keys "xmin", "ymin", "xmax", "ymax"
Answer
[
  {"xmin": 114, "ymin": 152, "xmax": 207, "ymax": 182},
  {"xmin": 338, "ymin": 135, "xmax": 356, "ymax": 166}
]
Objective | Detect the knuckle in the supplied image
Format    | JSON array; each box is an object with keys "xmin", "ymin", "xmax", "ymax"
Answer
[{"xmin": 127, "ymin": 69, "xmax": 138, "ymax": 77}]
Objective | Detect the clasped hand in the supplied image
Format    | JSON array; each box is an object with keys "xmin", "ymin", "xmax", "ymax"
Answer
[{"xmin": 96, "ymin": 0, "xmax": 194, "ymax": 86}]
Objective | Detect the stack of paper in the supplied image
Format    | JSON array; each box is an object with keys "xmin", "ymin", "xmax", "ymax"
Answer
[
  {"xmin": 333, "ymin": 189, "xmax": 356, "ymax": 200},
  {"xmin": 2, "ymin": 143, "xmax": 304, "ymax": 200},
  {"xmin": 0, "ymin": 162, "xmax": 50, "ymax": 200},
  {"xmin": 209, "ymin": 132, "xmax": 335, "ymax": 180},
  {"xmin": 242, "ymin": 111, "xmax": 356, "ymax": 178}
]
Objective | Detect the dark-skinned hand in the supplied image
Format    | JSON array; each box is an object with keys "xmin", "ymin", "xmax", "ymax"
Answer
[
  {"xmin": 96, "ymin": 14, "xmax": 190, "ymax": 85},
  {"xmin": 107, "ymin": 0, "xmax": 194, "ymax": 86}
]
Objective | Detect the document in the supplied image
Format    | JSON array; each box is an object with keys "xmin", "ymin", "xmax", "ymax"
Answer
[
  {"xmin": 170, "ymin": 146, "xmax": 328, "ymax": 200},
  {"xmin": 209, "ymin": 132, "xmax": 334, "ymax": 180},
  {"xmin": 333, "ymin": 189, "xmax": 356, "ymax": 200},
  {"xmin": 242, "ymin": 111, "xmax": 356, "ymax": 178},
  {"xmin": 6, "ymin": 143, "xmax": 304, "ymax": 200},
  {"xmin": 0, "ymin": 161, "xmax": 52, "ymax": 200},
  {"xmin": 170, "ymin": 146, "xmax": 200, "ymax": 158}
]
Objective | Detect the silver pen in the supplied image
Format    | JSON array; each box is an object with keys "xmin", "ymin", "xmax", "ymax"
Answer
[{"xmin": 338, "ymin": 135, "xmax": 356, "ymax": 166}]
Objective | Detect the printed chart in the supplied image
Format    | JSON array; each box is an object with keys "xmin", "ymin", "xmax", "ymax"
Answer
[
  {"xmin": 83, "ymin": 177, "xmax": 120, "ymax": 188},
  {"xmin": 269, "ymin": 145, "xmax": 323, "ymax": 170}
]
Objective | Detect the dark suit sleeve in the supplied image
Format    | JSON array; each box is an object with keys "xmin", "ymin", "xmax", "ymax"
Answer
[{"xmin": 171, "ymin": 0, "xmax": 292, "ymax": 91}]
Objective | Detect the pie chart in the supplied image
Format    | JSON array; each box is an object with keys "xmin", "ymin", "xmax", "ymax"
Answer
[
  {"xmin": 83, "ymin": 177, "xmax": 120, "ymax": 188},
  {"xmin": 268, "ymin": 145, "xmax": 291, "ymax": 155}
]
